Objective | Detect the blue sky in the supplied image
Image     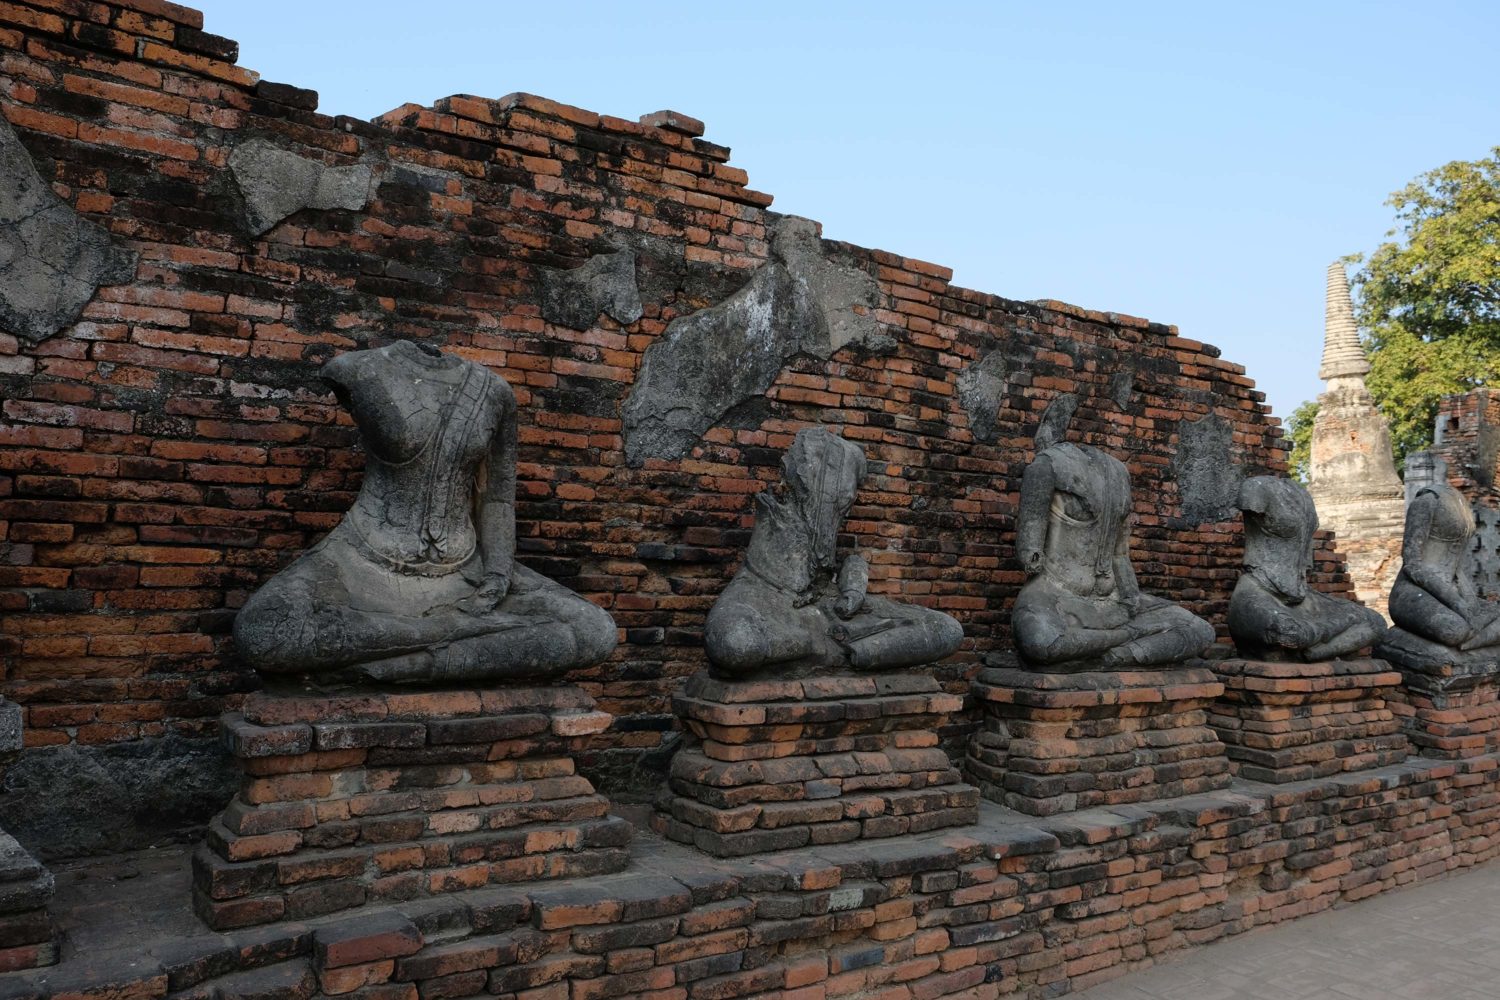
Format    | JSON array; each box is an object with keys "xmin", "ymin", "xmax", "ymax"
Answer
[{"xmin": 193, "ymin": 1, "xmax": 1499, "ymax": 422}]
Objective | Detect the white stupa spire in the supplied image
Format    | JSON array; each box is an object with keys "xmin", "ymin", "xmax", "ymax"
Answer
[{"xmin": 1319, "ymin": 261, "xmax": 1370, "ymax": 381}]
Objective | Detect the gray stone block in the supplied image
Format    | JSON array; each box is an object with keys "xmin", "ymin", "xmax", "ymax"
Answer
[
  {"xmin": 1, "ymin": 734, "xmax": 238, "ymax": 861},
  {"xmin": 0, "ymin": 832, "xmax": 42, "ymax": 884}
]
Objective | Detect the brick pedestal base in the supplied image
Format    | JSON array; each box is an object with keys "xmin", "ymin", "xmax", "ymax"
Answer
[
  {"xmin": 194, "ymin": 686, "xmax": 631, "ymax": 930},
  {"xmin": 0, "ymin": 832, "xmax": 57, "ymax": 973},
  {"xmin": 1377, "ymin": 630, "xmax": 1500, "ymax": 758},
  {"xmin": 1206, "ymin": 657, "xmax": 1408, "ymax": 783},
  {"xmin": 1388, "ymin": 685, "xmax": 1500, "ymax": 759},
  {"xmin": 966, "ymin": 666, "xmax": 1232, "ymax": 816},
  {"xmin": 652, "ymin": 671, "xmax": 978, "ymax": 856}
]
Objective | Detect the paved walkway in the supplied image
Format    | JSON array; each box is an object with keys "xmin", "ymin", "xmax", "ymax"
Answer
[{"xmin": 1075, "ymin": 863, "xmax": 1500, "ymax": 1000}]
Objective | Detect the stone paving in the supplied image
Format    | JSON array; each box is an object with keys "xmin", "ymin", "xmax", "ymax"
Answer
[{"xmin": 1075, "ymin": 861, "xmax": 1500, "ymax": 999}]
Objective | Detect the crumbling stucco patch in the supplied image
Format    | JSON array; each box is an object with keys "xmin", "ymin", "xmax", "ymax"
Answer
[
  {"xmin": 540, "ymin": 249, "xmax": 643, "ymax": 329},
  {"xmin": 620, "ymin": 216, "xmax": 887, "ymax": 465},
  {"xmin": 2, "ymin": 735, "xmax": 237, "ymax": 861},
  {"xmin": 0, "ymin": 699, "xmax": 20, "ymax": 754},
  {"xmin": 957, "ymin": 350, "xmax": 1009, "ymax": 444},
  {"xmin": 1174, "ymin": 412, "xmax": 1242, "ymax": 524},
  {"xmin": 0, "ymin": 113, "xmax": 137, "ymax": 345},
  {"xmin": 1034, "ymin": 393, "xmax": 1080, "ymax": 451},
  {"xmin": 229, "ymin": 138, "xmax": 372, "ymax": 236}
]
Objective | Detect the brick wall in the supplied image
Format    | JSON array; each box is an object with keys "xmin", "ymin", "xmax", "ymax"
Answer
[
  {"xmin": 0, "ymin": 0, "xmax": 1345, "ymax": 852},
  {"xmin": 1431, "ymin": 390, "xmax": 1500, "ymax": 495}
]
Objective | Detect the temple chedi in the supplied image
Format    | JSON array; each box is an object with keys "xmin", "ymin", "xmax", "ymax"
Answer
[{"xmin": 1306, "ymin": 261, "xmax": 1405, "ymax": 617}]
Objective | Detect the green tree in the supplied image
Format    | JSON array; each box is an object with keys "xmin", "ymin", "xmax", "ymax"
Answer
[
  {"xmin": 1355, "ymin": 148, "xmax": 1500, "ymax": 465},
  {"xmin": 1285, "ymin": 399, "xmax": 1319, "ymax": 482}
]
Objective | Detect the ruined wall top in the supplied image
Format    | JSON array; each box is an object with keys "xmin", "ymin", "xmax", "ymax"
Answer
[{"xmin": 1432, "ymin": 390, "xmax": 1500, "ymax": 494}]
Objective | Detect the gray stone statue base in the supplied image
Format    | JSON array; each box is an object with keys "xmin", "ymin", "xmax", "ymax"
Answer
[
  {"xmin": 1376, "ymin": 628, "xmax": 1500, "ymax": 691},
  {"xmin": 1376, "ymin": 629, "xmax": 1500, "ymax": 759},
  {"xmin": 0, "ymin": 700, "xmax": 59, "ymax": 970},
  {"xmin": 0, "ymin": 831, "xmax": 58, "ymax": 970}
]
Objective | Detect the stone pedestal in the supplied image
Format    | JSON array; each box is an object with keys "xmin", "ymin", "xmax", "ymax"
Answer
[
  {"xmin": 194, "ymin": 686, "xmax": 631, "ymax": 930},
  {"xmin": 1379, "ymin": 630, "xmax": 1500, "ymax": 759},
  {"xmin": 652, "ymin": 672, "xmax": 978, "ymax": 857},
  {"xmin": 966, "ymin": 666, "xmax": 1232, "ymax": 816},
  {"xmin": 0, "ymin": 834, "xmax": 57, "ymax": 973},
  {"xmin": 0, "ymin": 700, "xmax": 58, "ymax": 973},
  {"xmin": 1206, "ymin": 658, "xmax": 1408, "ymax": 783}
]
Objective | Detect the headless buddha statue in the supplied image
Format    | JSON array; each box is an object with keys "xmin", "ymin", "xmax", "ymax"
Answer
[
  {"xmin": 1011, "ymin": 443, "xmax": 1214, "ymax": 670},
  {"xmin": 1228, "ymin": 476, "xmax": 1386, "ymax": 660},
  {"xmin": 1381, "ymin": 483, "xmax": 1500, "ymax": 667},
  {"xmin": 233, "ymin": 340, "xmax": 617, "ymax": 684},
  {"xmin": 703, "ymin": 426, "xmax": 963, "ymax": 678}
]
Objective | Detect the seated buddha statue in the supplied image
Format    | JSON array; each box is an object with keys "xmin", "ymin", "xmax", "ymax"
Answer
[
  {"xmin": 233, "ymin": 339, "xmax": 618, "ymax": 684},
  {"xmin": 1380, "ymin": 482, "xmax": 1500, "ymax": 669},
  {"xmin": 1011, "ymin": 443, "xmax": 1214, "ymax": 670},
  {"xmin": 1228, "ymin": 476, "xmax": 1386, "ymax": 660},
  {"xmin": 703, "ymin": 426, "xmax": 964, "ymax": 678}
]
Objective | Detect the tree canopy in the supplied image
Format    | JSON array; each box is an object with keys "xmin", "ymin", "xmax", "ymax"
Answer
[
  {"xmin": 1355, "ymin": 148, "xmax": 1500, "ymax": 466},
  {"xmin": 1285, "ymin": 399, "xmax": 1318, "ymax": 482}
]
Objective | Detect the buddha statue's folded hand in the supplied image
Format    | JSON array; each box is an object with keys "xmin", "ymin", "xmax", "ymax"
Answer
[
  {"xmin": 832, "ymin": 591, "xmax": 865, "ymax": 620},
  {"xmin": 454, "ymin": 570, "xmax": 513, "ymax": 616},
  {"xmin": 833, "ymin": 553, "xmax": 870, "ymax": 619},
  {"xmin": 1266, "ymin": 611, "xmax": 1312, "ymax": 650}
]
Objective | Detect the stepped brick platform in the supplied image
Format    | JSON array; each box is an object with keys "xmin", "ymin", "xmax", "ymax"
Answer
[
  {"xmin": 0, "ymin": 834, "xmax": 55, "ymax": 975},
  {"xmin": 8, "ymin": 756, "xmax": 1500, "ymax": 1000},
  {"xmin": 194, "ymin": 686, "xmax": 631, "ymax": 930},
  {"xmin": 1379, "ymin": 638, "xmax": 1500, "ymax": 759},
  {"xmin": 967, "ymin": 665, "xmax": 1233, "ymax": 816},
  {"xmin": 1206, "ymin": 658, "xmax": 1409, "ymax": 783},
  {"xmin": 653, "ymin": 672, "xmax": 979, "ymax": 856}
]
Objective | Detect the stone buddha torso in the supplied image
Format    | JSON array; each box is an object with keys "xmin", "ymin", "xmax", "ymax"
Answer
[
  {"xmin": 704, "ymin": 426, "xmax": 963, "ymax": 678},
  {"xmin": 233, "ymin": 340, "xmax": 617, "ymax": 685},
  {"xmin": 1401, "ymin": 484, "xmax": 1473, "ymax": 588},
  {"xmin": 1384, "ymin": 484, "xmax": 1500, "ymax": 662},
  {"xmin": 1038, "ymin": 444, "xmax": 1134, "ymax": 603},
  {"xmin": 332, "ymin": 342, "xmax": 502, "ymax": 592},
  {"xmin": 1229, "ymin": 476, "xmax": 1385, "ymax": 661},
  {"xmin": 1011, "ymin": 443, "xmax": 1214, "ymax": 670}
]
